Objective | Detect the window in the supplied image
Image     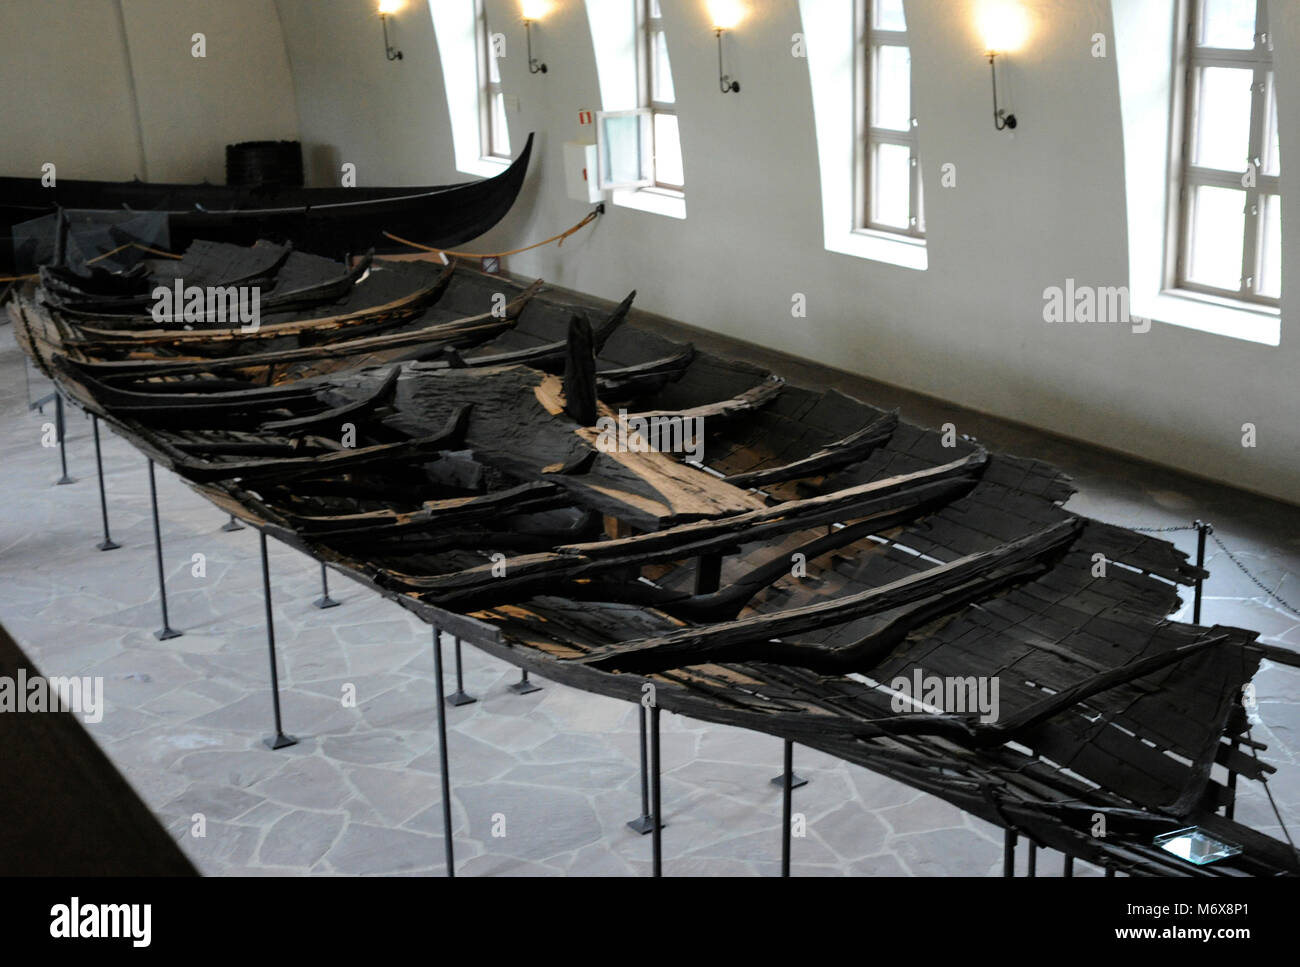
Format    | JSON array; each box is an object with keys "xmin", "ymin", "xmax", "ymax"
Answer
[
  {"xmin": 594, "ymin": 0, "xmax": 685, "ymax": 204},
  {"xmin": 1171, "ymin": 0, "xmax": 1280, "ymax": 307},
  {"xmin": 641, "ymin": 0, "xmax": 684, "ymax": 190},
  {"xmin": 857, "ymin": 0, "xmax": 923, "ymax": 239},
  {"xmin": 476, "ymin": 0, "xmax": 510, "ymax": 160},
  {"xmin": 429, "ymin": 0, "xmax": 509, "ymax": 177}
]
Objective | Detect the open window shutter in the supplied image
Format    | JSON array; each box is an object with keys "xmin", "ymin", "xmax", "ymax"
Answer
[{"xmin": 595, "ymin": 109, "xmax": 654, "ymax": 190}]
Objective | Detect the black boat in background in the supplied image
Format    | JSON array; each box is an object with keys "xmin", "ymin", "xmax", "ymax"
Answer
[{"xmin": 1, "ymin": 134, "xmax": 534, "ymax": 272}]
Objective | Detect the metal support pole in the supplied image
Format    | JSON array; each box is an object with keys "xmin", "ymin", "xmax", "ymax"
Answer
[
  {"xmin": 54, "ymin": 394, "xmax": 75, "ymax": 485},
  {"xmin": 1002, "ymin": 829, "xmax": 1017, "ymax": 877},
  {"xmin": 1193, "ymin": 520, "xmax": 1210, "ymax": 624},
  {"xmin": 221, "ymin": 514, "xmax": 245, "ymax": 532},
  {"xmin": 1194, "ymin": 518, "xmax": 1241, "ymax": 816},
  {"xmin": 313, "ymin": 562, "xmax": 340, "ymax": 609},
  {"xmin": 771, "ymin": 738, "xmax": 808, "ymax": 789},
  {"xmin": 650, "ymin": 703, "xmax": 663, "ymax": 877},
  {"xmin": 1027, "ymin": 842, "xmax": 1037, "ymax": 877},
  {"xmin": 781, "ymin": 739, "xmax": 794, "ymax": 877},
  {"xmin": 432, "ymin": 628, "xmax": 455, "ymax": 877},
  {"xmin": 91, "ymin": 415, "xmax": 120, "ymax": 551},
  {"xmin": 1063, "ymin": 855, "xmax": 1074, "ymax": 877},
  {"xmin": 1105, "ymin": 867, "xmax": 1116, "ymax": 878},
  {"xmin": 770, "ymin": 770, "xmax": 808, "ymax": 789},
  {"xmin": 509, "ymin": 667, "xmax": 541, "ymax": 695},
  {"xmin": 260, "ymin": 531, "xmax": 297, "ymax": 750},
  {"xmin": 447, "ymin": 637, "xmax": 476, "ymax": 706},
  {"xmin": 147, "ymin": 461, "xmax": 181, "ymax": 641},
  {"xmin": 627, "ymin": 703, "xmax": 658, "ymax": 834}
]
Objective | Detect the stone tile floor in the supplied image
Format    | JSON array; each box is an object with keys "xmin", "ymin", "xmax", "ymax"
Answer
[{"xmin": 1, "ymin": 316, "xmax": 1297, "ymax": 876}]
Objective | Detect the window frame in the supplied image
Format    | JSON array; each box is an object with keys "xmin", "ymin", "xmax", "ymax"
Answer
[
  {"xmin": 1167, "ymin": 0, "xmax": 1279, "ymax": 308},
  {"xmin": 475, "ymin": 0, "xmax": 511, "ymax": 162},
  {"xmin": 854, "ymin": 0, "xmax": 924, "ymax": 240},
  {"xmin": 638, "ymin": 0, "xmax": 684, "ymax": 193}
]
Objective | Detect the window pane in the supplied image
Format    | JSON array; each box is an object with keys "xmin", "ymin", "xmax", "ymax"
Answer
[
  {"xmin": 602, "ymin": 115, "xmax": 647, "ymax": 185},
  {"xmin": 1257, "ymin": 194, "xmax": 1281, "ymax": 299},
  {"xmin": 492, "ymin": 93, "xmax": 511, "ymax": 155},
  {"xmin": 652, "ymin": 31, "xmax": 675, "ymax": 104},
  {"xmin": 653, "ymin": 112, "xmax": 684, "ymax": 187},
  {"xmin": 1186, "ymin": 186, "xmax": 1245, "ymax": 290},
  {"xmin": 489, "ymin": 44, "xmax": 501, "ymax": 84},
  {"xmin": 1199, "ymin": 0, "xmax": 1256, "ymax": 49},
  {"xmin": 874, "ymin": 0, "xmax": 907, "ymax": 31},
  {"xmin": 649, "ymin": 0, "xmax": 662, "ymax": 18},
  {"xmin": 1263, "ymin": 74, "xmax": 1280, "ymax": 177},
  {"xmin": 1193, "ymin": 67, "xmax": 1253, "ymax": 172},
  {"xmin": 873, "ymin": 45, "xmax": 911, "ymax": 132},
  {"xmin": 872, "ymin": 143, "xmax": 911, "ymax": 229}
]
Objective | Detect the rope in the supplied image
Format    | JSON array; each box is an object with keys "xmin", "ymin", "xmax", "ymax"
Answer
[
  {"xmin": 383, "ymin": 206, "xmax": 602, "ymax": 261},
  {"xmin": 84, "ymin": 242, "xmax": 183, "ymax": 264}
]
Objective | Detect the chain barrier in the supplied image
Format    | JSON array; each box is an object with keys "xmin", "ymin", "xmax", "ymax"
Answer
[
  {"xmin": 1212, "ymin": 533, "xmax": 1300, "ymax": 619},
  {"xmin": 1103, "ymin": 519, "xmax": 1299, "ymax": 619}
]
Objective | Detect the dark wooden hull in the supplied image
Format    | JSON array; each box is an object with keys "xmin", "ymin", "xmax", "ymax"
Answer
[
  {"xmin": 14, "ymin": 247, "xmax": 1299, "ymax": 877},
  {"xmin": 2, "ymin": 135, "xmax": 533, "ymax": 271}
]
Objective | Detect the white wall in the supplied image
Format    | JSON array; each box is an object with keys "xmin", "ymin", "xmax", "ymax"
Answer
[
  {"xmin": 272, "ymin": 0, "xmax": 1299, "ymax": 505},
  {"xmin": 0, "ymin": 0, "xmax": 300, "ymax": 183}
]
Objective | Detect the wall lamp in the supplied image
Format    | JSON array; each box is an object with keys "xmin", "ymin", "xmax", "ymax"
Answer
[
  {"xmin": 378, "ymin": 0, "xmax": 403, "ymax": 61},
  {"xmin": 521, "ymin": 0, "xmax": 549, "ymax": 74},
  {"xmin": 987, "ymin": 52, "xmax": 1015, "ymax": 129},
  {"xmin": 978, "ymin": 1, "xmax": 1028, "ymax": 131},
  {"xmin": 708, "ymin": 1, "xmax": 745, "ymax": 93}
]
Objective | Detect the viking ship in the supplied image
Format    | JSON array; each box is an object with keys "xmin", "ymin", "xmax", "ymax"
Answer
[
  {"xmin": 10, "ymin": 246, "xmax": 1299, "ymax": 877},
  {"xmin": 0, "ymin": 134, "xmax": 533, "ymax": 272}
]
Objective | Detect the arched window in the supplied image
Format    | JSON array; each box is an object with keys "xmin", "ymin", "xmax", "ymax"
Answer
[
  {"xmin": 588, "ymin": 0, "xmax": 686, "ymax": 217},
  {"xmin": 429, "ymin": 0, "xmax": 512, "ymax": 178},
  {"xmin": 477, "ymin": 0, "xmax": 511, "ymax": 159},
  {"xmin": 799, "ymin": 0, "xmax": 926, "ymax": 268},
  {"xmin": 1171, "ymin": 0, "xmax": 1279, "ymax": 306},
  {"xmin": 858, "ymin": 0, "xmax": 923, "ymax": 237}
]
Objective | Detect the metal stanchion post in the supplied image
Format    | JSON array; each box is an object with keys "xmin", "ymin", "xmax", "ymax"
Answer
[
  {"xmin": 509, "ymin": 667, "xmax": 541, "ymax": 694},
  {"xmin": 91, "ymin": 415, "xmax": 120, "ymax": 551},
  {"xmin": 1193, "ymin": 520, "xmax": 1211, "ymax": 624},
  {"xmin": 260, "ymin": 531, "xmax": 297, "ymax": 750},
  {"xmin": 781, "ymin": 739, "xmax": 794, "ymax": 877},
  {"xmin": 432, "ymin": 628, "xmax": 456, "ymax": 877},
  {"xmin": 447, "ymin": 637, "xmax": 476, "ymax": 706},
  {"xmin": 627, "ymin": 703, "xmax": 658, "ymax": 834},
  {"xmin": 650, "ymin": 703, "xmax": 663, "ymax": 877},
  {"xmin": 55, "ymin": 394, "xmax": 75, "ymax": 485},
  {"xmin": 1003, "ymin": 829, "xmax": 1017, "ymax": 877},
  {"xmin": 147, "ymin": 461, "xmax": 181, "ymax": 640},
  {"xmin": 313, "ymin": 562, "xmax": 340, "ymax": 609}
]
